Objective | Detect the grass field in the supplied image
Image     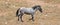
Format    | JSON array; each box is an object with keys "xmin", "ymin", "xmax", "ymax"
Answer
[{"xmin": 0, "ymin": 0, "xmax": 60, "ymax": 25}]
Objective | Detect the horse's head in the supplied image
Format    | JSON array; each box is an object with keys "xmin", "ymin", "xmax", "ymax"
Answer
[{"xmin": 32, "ymin": 5, "xmax": 42, "ymax": 13}]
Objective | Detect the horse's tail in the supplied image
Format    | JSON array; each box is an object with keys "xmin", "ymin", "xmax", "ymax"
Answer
[{"xmin": 16, "ymin": 8, "xmax": 20, "ymax": 16}]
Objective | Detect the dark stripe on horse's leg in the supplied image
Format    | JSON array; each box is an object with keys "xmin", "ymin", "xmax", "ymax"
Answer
[
  {"xmin": 18, "ymin": 16, "xmax": 19, "ymax": 21},
  {"xmin": 20, "ymin": 14, "xmax": 24, "ymax": 22},
  {"xmin": 29, "ymin": 15, "xmax": 34, "ymax": 21},
  {"xmin": 18, "ymin": 14, "xmax": 21, "ymax": 21},
  {"xmin": 31, "ymin": 15, "xmax": 34, "ymax": 21}
]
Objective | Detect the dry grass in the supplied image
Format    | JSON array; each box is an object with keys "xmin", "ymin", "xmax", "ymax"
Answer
[{"xmin": 0, "ymin": 0, "xmax": 60, "ymax": 25}]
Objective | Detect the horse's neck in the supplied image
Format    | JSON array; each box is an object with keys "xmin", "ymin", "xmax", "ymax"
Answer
[{"xmin": 33, "ymin": 8, "xmax": 38, "ymax": 12}]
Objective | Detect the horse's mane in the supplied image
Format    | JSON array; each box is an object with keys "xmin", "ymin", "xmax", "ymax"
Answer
[{"xmin": 32, "ymin": 5, "xmax": 41, "ymax": 10}]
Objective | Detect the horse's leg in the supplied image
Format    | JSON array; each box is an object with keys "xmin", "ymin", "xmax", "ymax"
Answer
[
  {"xmin": 31, "ymin": 15, "xmax": 34, "ymax": 21},
  {"xmin": 20, "ymin": 14, "xmax": 24, "ymax": 22},
  {"xmin": 29, "ymin": 14, "xmax": 34, "ymax": 21},
  {"xmin": 18, "ymin": 14, "xmax": 23, "ymax": 22},
  {"xmin": 17, "ymin": 14, "xmax": 21, "ymax": 21}
]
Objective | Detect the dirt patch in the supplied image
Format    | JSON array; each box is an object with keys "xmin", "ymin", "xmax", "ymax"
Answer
[{"xmin": 0, "ymin": 0, "xmax": 60, "ymax": 25}]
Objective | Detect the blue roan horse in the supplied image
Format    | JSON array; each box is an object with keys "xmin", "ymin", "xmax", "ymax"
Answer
[{"xmin": 16, "ymin": 5, "xmax": 42, "ymax": 22}]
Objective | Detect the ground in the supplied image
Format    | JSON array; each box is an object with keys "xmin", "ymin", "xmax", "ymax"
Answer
[{"xmin": 0, "ymin": 0, "xmax": 60, "ymax": 25}]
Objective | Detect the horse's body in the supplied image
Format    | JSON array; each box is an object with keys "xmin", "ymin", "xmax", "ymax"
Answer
[
  {"xmin": 20, "ymin": 7, "xmax": 36, "ymax": 15},
  {"xmin": 16, "ymin": 5, "xmax": 42, "ymax": 22}
]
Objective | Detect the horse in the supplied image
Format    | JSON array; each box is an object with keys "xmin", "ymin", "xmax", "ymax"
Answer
[{"xmin": 16, "ymin": 5, "xmax": 42, "ymax": 22}]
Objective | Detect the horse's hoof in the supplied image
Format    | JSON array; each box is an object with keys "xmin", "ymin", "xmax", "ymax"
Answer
[
  {"xmin": 18, "ymin": 19, "xmax": 19, "ymax": 21},
  {"xmin": 29, "ymin": 19, "xmax": 32, "ymax": 20},
  {"xmin": 29, "ymin": 19, "xmax": 34, "ymax": 21},
  {"xmin": 32, "ymin": 20, "xmax": 34, "ymax": 21},
  {"xmin": 21, "ymin": 21, "xmax": 24, "ymax": 22}
]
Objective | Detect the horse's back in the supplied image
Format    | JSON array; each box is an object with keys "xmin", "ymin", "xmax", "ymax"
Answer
[
  {"xmin": 20, "ymin": 7, "xmax": 32, "ymax": 11},
  {"xmin": 20, "ymin": 7, "xmax": 34, "ymax": 13}
]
